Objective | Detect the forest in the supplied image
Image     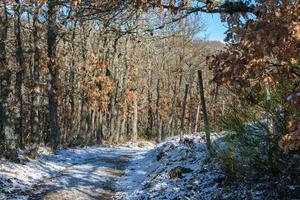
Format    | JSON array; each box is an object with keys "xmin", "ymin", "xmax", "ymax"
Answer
[{"xmin": 0, "ymin": 0, "xmax": 299, "ymax": 200}]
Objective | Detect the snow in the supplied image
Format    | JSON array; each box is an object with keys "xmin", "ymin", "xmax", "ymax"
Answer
[
  {"xmin": 287, "ymin": 92, "xmax": 300, "ymax": 101},
  {"xmin": 114, "ymin": 134, "xmax": 225, "ymax": 200},
  {"xmin": 114, "ymin": 132, "xmax": 294, "ymax": 200},
  {"xmin": 0, "ymin": 143, "xmax": 153, "ymax": 200},
  {"xmin": 1, "ymin": 134, "xmax": 298, "ymax": 199}
]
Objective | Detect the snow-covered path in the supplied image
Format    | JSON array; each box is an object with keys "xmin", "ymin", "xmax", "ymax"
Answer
[
  {"xmin": 2, "ymin": 135, "xmax": 295, "ymax": 200},
  {"xmin": 29, "ymin": 153, "xmax": 130, "ymax": 200},
  {"xmin": 1, "ymin": 145, "xmax": 152, "ymax": 200}
]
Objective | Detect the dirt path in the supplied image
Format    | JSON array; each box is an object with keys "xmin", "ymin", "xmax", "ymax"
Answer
[{"xmin": 29, "ymin": 154, "xmax": 131, "ymax": 200}]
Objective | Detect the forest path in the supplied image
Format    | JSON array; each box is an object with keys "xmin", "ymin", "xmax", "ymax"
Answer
[{"xmin": 28, "ymin": 147, "xmax": 136, "ymax": 200}]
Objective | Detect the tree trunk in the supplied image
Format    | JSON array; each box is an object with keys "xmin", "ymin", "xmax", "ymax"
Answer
[
  {"xmin": 113, "ymin": 110, "xmax": 121, "ymax": 143},
  {"xmin": 120, "ymin": 110, "xmax": 127, "ymax": 140},
  {"xmin": 109, "ymin": 81, "xmax": 119, "ymax": 137},
  {"xmin": 197, "ymin": 70, "xmax": 211, "ymax": 154},
  {"xmin": 147, "ymin": 69, "xmax": 153, "ymax": 137},
  {"xmin": 132, "ymin": 95, "xmax": 138, "ymax": 141},
  {"xmin": 156, "ymin": 79, "xmax": 161, "ymax": 143},
  {"xmin": 113, "ymin": 35, "xmax": 130, "ymax": 143},
  {"xmin": 167, "ymin": 81, "xmax": 177, "ymax": 137},
  {"xmin": 78, "ymin": 24, "xmax": 88, "ymax": 139},
  {"xmin": 174, "ymin": 75, "xmax": 183, "ymax": 137},
  {"xmin": 47, "ymin": 1, "xmax": 60, "ymax": 151},
  {"xmin": 68, "ymin": 24, "xmax": 76, "ymax": 136},
  {"xmin": 0, "ymin": 1, "xmax": 10, "ymax": 153},
  {"xmin": 97, "ymin": 112, "xmax": 104, "ymax": 144},
  {"xmin": 14, "ymin": 0, "xmax": 25, "ymax": 149},
  {"xmin": 180, "ymin": 84, "xmax": 189, "ymax": 141},
  {"xmin": 188, "ymin": 79, "xmax": 194, "ymax": 134},
  {"xmin": 30, "ymin": 2, "xmax": 41, "ymax": 145},
  {"xmin": 194, "ymin": 105, "xmax": 200, "ymax": 133}
]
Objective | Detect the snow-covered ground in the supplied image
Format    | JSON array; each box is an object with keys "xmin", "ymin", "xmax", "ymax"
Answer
[
  {"xmin": 114, "ymin": 133, "xmax": 299, "ymax": 200},
  {"xmin": 114, "ymin": 134, "xmax": 224, "ymax": 200},
  {"xmin": 1, "ymin": 134, "xmax": 299, "ymax": 200},
  {"xmin": 0, "ymin": 143, "xmax": 153, "ymax": 200}
]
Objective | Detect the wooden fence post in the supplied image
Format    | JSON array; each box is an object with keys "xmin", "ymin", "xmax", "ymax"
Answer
[{"xmin": 180, "ymin": 84, "xmax": 189, "ymax": 141}]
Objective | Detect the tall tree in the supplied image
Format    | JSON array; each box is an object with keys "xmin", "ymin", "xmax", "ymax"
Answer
[
  {"xmin": 14, "ymin": 0, "xmax": 25, "ymax": 149},
  {"xmin": 198, "ymin": 70, "xmax": 211, "ymax": 153},
  {"xmin": 47, "ymin": 0, "xmax": 61, "ymax": 151},
  {"xmin": 0, "ymin": 0, "xmax": 10, "ymax": 153},
  {"xmin": 29, "ymin": 1, "xmax": 42, "ymax": 145}
]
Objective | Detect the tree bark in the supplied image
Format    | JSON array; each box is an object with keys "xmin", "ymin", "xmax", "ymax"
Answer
[
  {"xmin": 197, "ymin": 70, "xmax": 211, "ymax": 154},
  {"xmin": 113, "ymin": 35, "xmax": 130, "ymax": 143},
  {"xmin": 47, "ymin": 1, "xmax": 61, "ymax": 151},
  {"xmin": 68, "ymin": 24, "xmax": 77, "ymax": 137},
  {"xmin": 120, "ymin": 109, "xmax": 127, "ymax": 140},
  {"xmin": 180, "ymin": 84, "xmax": 189, "ymax": 141},
  {"xmin": 147, "ymin": 69, "xmax": 153, "ymax": 137},
  {"xmin": 14, "ymin": 0, "xmax": 25, "ymax": 149},
  {"xmin": 0, "ymin": 1, "xmax": 10, "ymax": 153},
  {"xmin": 194, "ymin": 105, "xmax": 200, "ymax": 133},
  {"xmin": 156, "ymin": 79, "xmax": 162, "ymax": 143},
  {"xmin": 167, "ymin": 81, "xmax": 177, "ymax": 137},
  {"xmin": 97, "ymin": 112, "xmax": 104, "ymax": 144},
  {"xmin": 132, "ymin": 95, "xmax": 138, "ymax": 141},
  {"xmin": 30, "ymin": 1, "xmax": 41, "ymax": 145},
  {"xmin": 188, "ymin": 78, "xmax": 194, "ymax": 134}
]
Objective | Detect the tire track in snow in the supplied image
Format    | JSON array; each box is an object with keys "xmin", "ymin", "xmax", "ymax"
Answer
[{"xmin": 29, "ymin": 153, "xmax": 133, "ymax": 200}]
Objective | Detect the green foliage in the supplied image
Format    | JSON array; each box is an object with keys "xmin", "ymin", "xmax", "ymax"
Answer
[
  {"xmin": 67, "ymin": 135, "xmax": 85, "ymax": 148},
  {"xmin": 3, "ymin": 149, "xmax": 20, "ymax": 163},
  {"xmin": 214, "ymin": 131, "xmax": 286, "ymax": 179},
  {"xmin": 219, "ymin": 104, "xmax": 261, "ymax": 134},
  {"xmin": 215, "ymin": 86, "xmax": 290, "ymax": 179},
  {"xmin": 219, "ymin": 112, "xmax": 245, "ymax": 134},
  {"xmin": 214, "ymin": 139, "xmax": 241, "ymax": 179},
  {"xmin": 140, "ymin": 129, "xmax": 157, "ymax": 140}
]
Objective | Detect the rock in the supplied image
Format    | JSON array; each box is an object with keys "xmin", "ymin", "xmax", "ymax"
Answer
[
  {"xmin": 169, "ymin": 166, "xmax": 193, "ymax": 179},
  {"xmin": 214, "ymin": 175, "xmax": 225, "ymax": 184},
  {"xmin": 199, "ymin": 166, "xmax": 208, "ymax": 173},
  {"xmin": 182, "ymin": 137, "xmax": 195, "ymax": 148},
  {"xmin": 25, "ymin": 147, "xmax": 38, "ymax": 159},
  {"xmin": 162, "ymin": 143, "xmax": 176, "ymax": 153},
  {"xmin": 137, "ymin": 142, "xmax": 145, "ymax": 148},
  {"xmin": 137, "ymin": 141, "xmax": 150, "ymax": 148},
  {"xmin": 156, "ymin": 151, "xmax": 166, "ymax": 161}
]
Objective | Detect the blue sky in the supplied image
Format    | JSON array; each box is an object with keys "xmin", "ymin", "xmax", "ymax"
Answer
[{"xmin": 195, "ymin": 13, "xmax": 228, "ymax": 41}]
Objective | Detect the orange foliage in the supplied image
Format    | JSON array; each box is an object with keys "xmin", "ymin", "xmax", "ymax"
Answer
[
  {"xmin": 209, "ymin": 0, "xmax": 300, "ymax": 152},
  {"xmin": 83, "ymin": 53, "xmax": 113, "ymax": 113},
  {"xmin": 279, "ymin": 120, "xmax": 300, "ymax": 154}
]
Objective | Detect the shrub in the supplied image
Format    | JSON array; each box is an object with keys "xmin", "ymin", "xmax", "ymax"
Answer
[
  {"xmin": 215, "ymin": 99, "xmax": 287, "ymax": 178},
  {"xmin": 3, "ymin": 149, "xmax": 20, "ymax": 163},
  {"xmin": 140, "ymin": 129, "xmax": 157, "ymax": 140}
]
